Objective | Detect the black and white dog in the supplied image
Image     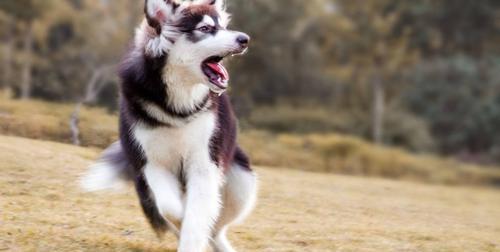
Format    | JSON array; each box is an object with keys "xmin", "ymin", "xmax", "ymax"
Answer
[{"xmin": 81, "ymin": 0, "xmax": 257, "ymax": 251}]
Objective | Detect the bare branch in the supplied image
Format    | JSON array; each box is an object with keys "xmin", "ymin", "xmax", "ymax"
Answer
[{"xmin": 70, "ymin": 64, "xmax": 116, "ymax": 146}]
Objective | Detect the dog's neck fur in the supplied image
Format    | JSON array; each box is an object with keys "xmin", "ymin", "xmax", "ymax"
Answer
[
  {"xmin": 163, "ymin": 64, "xmax": 210, "ymax": 112},
  {"xmin": 134, "ymin": 19, "xmax": 211, "ymax": 114}
]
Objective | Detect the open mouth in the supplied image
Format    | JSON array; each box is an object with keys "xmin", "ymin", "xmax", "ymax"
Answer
[{"xmin": 201, "ymin": 56, "xmax": 229, "ymax": 91}]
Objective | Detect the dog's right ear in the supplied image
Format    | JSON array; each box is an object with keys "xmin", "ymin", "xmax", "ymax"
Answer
[{"xmin": 145, "ymin": 0, "xmax": 179, "ymax": 34}]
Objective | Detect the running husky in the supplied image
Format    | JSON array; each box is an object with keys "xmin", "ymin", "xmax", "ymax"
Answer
[{"xmin": 81, "ymin": 0, "xmax": 257, "ymax": 251}]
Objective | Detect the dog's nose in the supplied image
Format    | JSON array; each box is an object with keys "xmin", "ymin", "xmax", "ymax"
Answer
[{"xmin": 236, "ymin": 34, "xmax": 250, "ymax": 47}]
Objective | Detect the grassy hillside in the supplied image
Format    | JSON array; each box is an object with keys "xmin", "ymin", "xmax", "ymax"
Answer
[
  {"xmin": 0, "ymin": 135, "xmax": 499, "ymax": 252},
  {"xmin": 0, "ymin": 95, "xmax": 118, "ymax": 148},
  {"xmin": 1, "ymin": 96, "xmax": 500, "ymax": 186}
]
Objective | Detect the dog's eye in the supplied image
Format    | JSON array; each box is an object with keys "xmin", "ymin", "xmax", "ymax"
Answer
[{"xmin": 197, "ymin": 25, "xmax": 213, "ymax": 33}]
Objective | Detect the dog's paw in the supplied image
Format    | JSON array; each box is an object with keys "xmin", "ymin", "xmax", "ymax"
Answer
[{"xmin": 178, "ymin": 232, "xmax": 209, "ymax": 252}]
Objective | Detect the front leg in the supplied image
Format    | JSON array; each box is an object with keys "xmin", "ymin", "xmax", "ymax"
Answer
[
  {"xmin": 143, "ymin": 162, "xmax": 184, "ymax": 235},
  {"xmin": 178, "ymin": 153, "xmax": 223, "ymax": 252}
]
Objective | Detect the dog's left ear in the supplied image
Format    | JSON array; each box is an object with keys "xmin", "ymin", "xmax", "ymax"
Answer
[
  {"xmin": 141, "ymin": 0, "xmax": 184, "ymax": 57},
  {"xmin": 145, "ymin": 0, "xmax": 181, "ymax": 33}
]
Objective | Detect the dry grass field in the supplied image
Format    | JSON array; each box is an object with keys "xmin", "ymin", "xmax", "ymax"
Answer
[
  {"xmin": 2, "ymin": 96, "xmax": 500, "ymax": 186},
  {"xmin": 1, "ymin": 135, "xmax": 500, "ymax": 252}
]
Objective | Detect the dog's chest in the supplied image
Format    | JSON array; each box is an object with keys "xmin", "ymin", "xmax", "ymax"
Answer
[{"xmin": 133, "ymin": 112, "xmax": 217, "ymax": 170}]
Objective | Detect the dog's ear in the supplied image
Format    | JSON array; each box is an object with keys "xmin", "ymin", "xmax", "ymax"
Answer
[{"xmin": 145, "ymin": 0, "xmax": 179, "ymax": 33}]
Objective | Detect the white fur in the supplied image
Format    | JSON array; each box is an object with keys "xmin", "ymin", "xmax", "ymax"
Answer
[
  {"xmin": 146, "ymin": 0, "xmax": 170, "ymax": 21},
  {"xmin": 136, "ymin": 0, "xmax": 241, "ymax": 88},
  {"xmin": 163, "ymin": 67, "xmax": 211, "ymax": 112},
  {"xmin": 191, "ymin": 0, "xmax": 231, "ymax": 29},
  {"xmin": 138, "ymin": 0, "xmax": 232, "ymax": 57},
  {"xmin": 144, "ymin": 163, "xmax": 184, "ymax": 222},
  {"xmin": 220, "ymin": 165, "xmax": 258, "ymax": 225},
  {"xmin": 140, "ymin": 0, "xmax": 188, "ymax": 57},
  {"xmin": 79, "ymin": 162, "xmax": 127, "ymax": 192},
  {"xmin": 195, "ymin": 0, "xmax": 231, "ymax": 27},
  {"xmin": 83, "ymin": 1, "xmax": 255, "ymax": 251},
  {"xmin": 134, "ymin": 20, "xmax": 174, "ymax": 57},
  {"xmin": 142, "ymin": 101, "xmax": 189, "ymax": 127},
  {"xmin": 200, "ymin": 15, "xmax": 216, "ymax": 27},
  {"xmin": 218, "ymin": 12, "xmax": 231, "ymax": 29},
  {"xmin": 146, "ymin": 0, "xmax": 185, "ymax": 24},
  {"xmin": 167, "ymin": 30, "xmax": 244, "ymax": 93},
  {"xmin": 169, "ymin": 31, "xmax": 242, "ymax": 67},
  {"xmin": 179, "ymin": 150, "xmax": 223, "ymax": 252},
  {"xmin": 210, "ymin": 0, "xmax": 232, "ymax": 29},
  {"xmin": 134, "ymin": 112, "xmax": 222, "ymax": 252},
  {"xmin": 136, "ymin": 23, "xmax": 253, "ymax": 249},
  {"xmin": 212, "ymin": 227, "xmax": 234, "ymax": 252},
  {"xmin": 211, "ymin": 165, "xmax": 257, "ymax": 252},
  {"xmin": 140, "ymin": 87, "xmax": 212, "ymax": 127},
  {"xmin": 80, "ymin": 142, "xmax": 128, "ymax": 192},
  {"xmin": 133, "ymin": 112, "xmax": 216, "ymax": 170},
  {"xmin": 134, "ymin": 112, "xmax": 257, "ymax": 252}
]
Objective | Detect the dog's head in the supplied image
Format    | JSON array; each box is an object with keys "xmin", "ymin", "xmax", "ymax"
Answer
[{"xmin": 137, "ymin": 0, "xmax": 249, "ymax": 93}]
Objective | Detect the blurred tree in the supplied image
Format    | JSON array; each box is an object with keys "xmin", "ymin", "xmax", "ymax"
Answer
[
  {"xmin": 0, "ymin": 12, "xmax": 14, "ymax": 91},
  {"xmin": 393, "ymin": 0, "xmax": 499, "ymax": 58},
  {"xmin": 0, "ymin": 0, "xmax": 497, "ymax": 162},
  {"xmin": 404, "ymin": 56, "xmax": 500, "ymax": 162},
  {"xmin": 0, "ymin": 0, "xmax": 53, "ymax": 99},
  {"xmin": 396, "ymin": 0, "xmax": 500, "ymax": 161},
  {"xmin": 229, "ymin": 0, "xmax": 331, "ymax": 110},
  {"xmin": 317, "ymin": 0, "xmax": 419, "ymax": 144},
  {"xmin": 0, "ymin": 0, "xmax": 140, "ymax": 102}
]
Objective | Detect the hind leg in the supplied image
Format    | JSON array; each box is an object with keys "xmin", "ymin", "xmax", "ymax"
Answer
[{"xmin": 211, "ymin": 163, "xmax": 257, "ymax": 252}]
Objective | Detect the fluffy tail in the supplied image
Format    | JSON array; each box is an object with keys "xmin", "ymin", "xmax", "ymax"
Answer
[
  {"xmin": 80, "ymin": 141, "xmax": 171, "ymax": 236},
  {"xmin": 80, "ymin": 141, "xmax": 132, "ymax": 192}
]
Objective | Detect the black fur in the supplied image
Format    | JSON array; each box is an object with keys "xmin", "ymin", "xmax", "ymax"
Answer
[
  {"xmin": 116, "ymin": 44, "xmax": 251, "ymax": 237},
  {"xmin": 118, "ymin": 100, "xmax": 169, "ymax": 234},
  {"xmin": 119, "ymin": 53, "xmax": 213, "ymax": 126},
  {"xmin": 100, "ymin": 1, "xmax": 252, "ymax": 236},
  {"xmin": 234, "ymin": 146, "xmax": 252, "ymax": 171},
  {"xmin": 179, "ymin": 5, "xmax": 221, "ymax": 42},
  {"xmin": 209, "ymin": 94, "xmax": 238, "ymax": 170},
  {"xmin": 135, "ymin": 172, "xmax": 170, "ymax": 236}
]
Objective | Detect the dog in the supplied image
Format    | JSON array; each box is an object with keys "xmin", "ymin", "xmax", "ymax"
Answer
[{"xmin": 80, "ymin": 0, "xmax": 257, "ymax": 251}]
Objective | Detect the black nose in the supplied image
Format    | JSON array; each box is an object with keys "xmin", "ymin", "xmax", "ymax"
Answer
[{"xmin": 236, "ymin": 34, "xmax": 250, "ymax": 47}]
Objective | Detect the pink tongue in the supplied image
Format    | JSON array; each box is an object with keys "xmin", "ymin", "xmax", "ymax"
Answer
[{"xmin": 206, "ymin": 62, "xmax": 229, "ymax": 80}]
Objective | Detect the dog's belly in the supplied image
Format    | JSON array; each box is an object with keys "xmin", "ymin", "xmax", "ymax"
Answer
[{"xmin": 133, "ymin": 111, "xmax": 217, "ymax": 171}]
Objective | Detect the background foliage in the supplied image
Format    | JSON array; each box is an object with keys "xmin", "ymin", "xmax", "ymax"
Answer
[{"xmin": 0, "ymin": 0, "xmax": 499, "ymax": 165}]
